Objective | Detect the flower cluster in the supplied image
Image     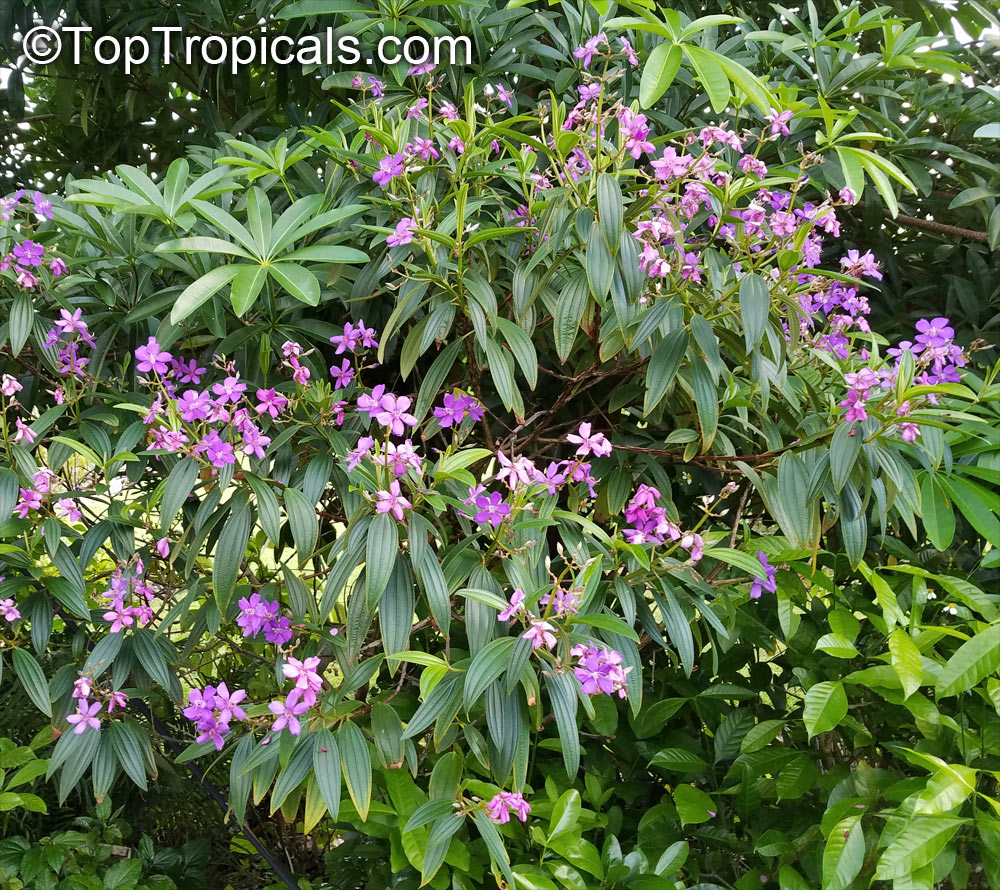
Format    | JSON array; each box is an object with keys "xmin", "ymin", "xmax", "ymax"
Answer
[
  {"xmin": 485, "ymin": 791, "xmax": 531, "ymax": 824},
  {"xmin": 622, "ymin": 485, "xmax": 704, "ymax": 562},
  {"xmin": 236, "ymin": 593, "xmax": 293, "ymax": 645},
  {"xmin": 572, "ymin": 643, "xmax": 630, "ymax": 698},
  {"xmin": 13, "ymin": 467, "xmax": 83, "ymax": 525},
  {"xmin": 66, "ymin": 674, "xmax": 128, "ymax": 734},
  {"xmin": 269, "ymin": 656, "xmax": 323, "ymax": 736},
  {"xmin": 0, "ymin": 191, "xmax": 64, "ymax": 288},
  {"xmin": 101, "ymin": 563, "xmax": 156, "ymax": 633},
  {"xmin": 837, "ymin": 316, "xmax": 969, "ymax": 442},
  {"xmin": 182, "ymin": 683, "xmax": 247, "ymax": 750}
]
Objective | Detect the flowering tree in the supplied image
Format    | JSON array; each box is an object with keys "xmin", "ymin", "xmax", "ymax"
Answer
[{"xmin": 2, "ymin": 9, "xmax": 1000, "ymax": 890}]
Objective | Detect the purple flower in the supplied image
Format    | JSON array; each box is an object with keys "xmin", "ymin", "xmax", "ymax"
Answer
[
  {"xmin": 330, "ymin": 359, "xmax": 355, "ymax": 390},
  {"xmin": 198, "ymin": 430, "xmax": 235, "ymax": 467},
  {"xmin": 33, "ymin": 192, "xmax": 53, "ymax": 220},
  {"xmin": 373, "ymin": 153, "xmax": 405, "ymax": 187},
  {"xmin": 485, "ymin": 791, "xmax": 531, "ymax": 824},
  {"xmin": 49, "ymin": 257, "xmax": 67, "ymax": 277},
  {"xmin": 241, "ymin": 423, "xmax": 271, "ymax": 459},
  {"xmin": 135, "ymin": 337, "xmax": 172, "ymax": 375},
  {"xmin": 374, "ymin": 393, "xmax": 417, "ymax": 436},
  {"xmin": 269, "ymin": 692, "xmax": 310, "ymax": 735},
  {"xmin": 767, "ymin": 108, "xmax": 793, "ymax": 136},
  {"xmin": 0, "ymin": 598, "xmax": 20, "ymax": 622},
  {"xmin": 407, "ymin": 137, "xmax": 439, "ymax": 161},
  {"xmin": 212, "ymin": 375, "xmax": 247, "ymax": 403},
  {"xmin": 177, "ymin": 389, "xmax": 211, "ymax": 422},
  {"xmin": 749, "ymin": 551, "xmax": 777, "ymax": 599},
  {"xmin": 172, "ymin": 357, "xmax": 207, "ymax": 385},
  {"xmin": 66, "ymin": 700, "xmax": 102, "ymax": 734},
  {"xmin": 523, "ymin": 619, "xmax": 557, "ymax": 651},
  {"xmin": 387, "ymin": 217, "xmax": 418, "ymax": 248},
  {"xmin": 406, "ymin": 97, "xmax": 429, "ymax": 119},
  {"xmin": 619, "ymin": 36, "xmax": 639, "ymax": 66},
  {"xmin": 572, "ymin": 644, "xmax": 629, "ymax": 697},
  {"xmin": 498, "ymin": 589, "xmax": 525, "ymax": 622},
  {"xmin": 15, "ymin": 488, "xmax": 43, "ymax": 519},
  {"xmin": 434, "ymin": 392, "xmax": 478, "ymax": 428},
  {"xmin": 495, "ymin": 84, "xmax": 513, "ymax": 108},
  {"xmin": 12, "ymin": 240, "xmax": 44, "ymax": 268},
  {"xmin": 155, "ymin": 537, "xmax": 170, "ymax": 558},
  {"xmin": 914, "ymin": 317, "xmax": 954, "ymax": 348},
  {"xmin": 474, "ymin": 491, "xmax": 510, "ymax": 528},
  {"xmin": 573, "ymin": 33, "xmax": 606, "ymax": 68}
]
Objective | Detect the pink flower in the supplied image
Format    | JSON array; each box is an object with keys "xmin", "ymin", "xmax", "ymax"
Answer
[
  {"xmin": 269, "ymin": 693, "xmax": 310, "ymax": 735},
  {"xmin": 523, "ymin": 619, "xmax": 557, "ymax": 651},
  {"xmin": 375, "ymin": 480, "xmax": 412, "ymax": 521},
  {"xmin": 374, "ymin": 394, "xmax": 417, "ymax": 436},
  {"xmin": 498, "ymin": 589, "xmax": 525, "ymax": 622},
  {"xmin": 767, "ymin": 108, "xmax": 793, "ymax": 136},
  {"xmin": 254, "ymin": 388, "xmax": 288, "ymax": 418},
  {"xmin": 386, "ymin": 217, "xmax": 418, "ymax": 248},
  {"xmin": 155, "ymin": 537, "xmax": 170, "ymax": 558},
  {"xmin": 14, "ymin": 418, "xmax": 36, "ymax": 444},
  {"xmin": 566, "ymin": 422, "xmax": 612, "ymax": 458},
  {"xmin": 0, "ymin": 598, "xmax": 20, "ymax": 622},
  {"xmin": 55, "ymin": 498, "xmax": 82, "ymax": 522},
  {"xmin": 1, "ymin": 374, "xmax": 22, "ymax": 397},
  {"xmin": 373, "ymin": 153, "xmax": 405, "ymax": 187},
  {"xmin": 66, "ymin": 700, "xmax": 102, "ymax": 734}
]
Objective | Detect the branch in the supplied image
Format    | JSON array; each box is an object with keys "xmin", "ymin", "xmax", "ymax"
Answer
[{"xmin": 889, "ymin": 212, "xmax": 991, "ymax": 244}]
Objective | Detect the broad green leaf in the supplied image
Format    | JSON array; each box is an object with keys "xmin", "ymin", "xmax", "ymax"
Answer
[
  {"xmin": 739, "ymin": 274, "xmax": 769, "ymax": 350},
  {"xmin": 673, "ymin": 784, "xmax": 716, "ymax": 825},
  {"xmin": 874, "ymin": 816, "xmax": 965, "ymax": 880},
  {"xmin": 639, "ymin": 43, "xmax": 683, "ymax": 109},
  {"xmin": 889, "ymin": 628, "xmax": 923, "ymax": 699},
  {"xmin": 803, "ymin": 681, "xmax": 847, "ymax": 738},
  {"xmin": 366, "ymin": 511, "xmax": 399, "ymax": 608},
  {"xmin": 936, "ymin": 624, "xmax": 1000, "ymax": 698},
  {"xmin": 12, "ymin": 649, "xmax": 51, "ymax": 717},
  {"xmin": 284, "ymin": 487, "xmax": 319, "ymax": 559},
  {"xmin": 822, "ymin": 814, "xmax": 864, "ymax": 890},
  {"xmin": 170, "ymin": 265, "xmax": 241, "ymax": 324},
  {"xmin": 338, "ymin": 721, "xmax": 372, "ymax": 820}
]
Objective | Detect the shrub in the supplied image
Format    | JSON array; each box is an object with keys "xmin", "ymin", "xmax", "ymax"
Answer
[{"xmin": 2, "ymin": 8, "xmax": 1000, "ymax": 890}]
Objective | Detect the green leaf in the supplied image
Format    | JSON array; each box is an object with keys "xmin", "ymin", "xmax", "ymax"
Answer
[
  {"xmin": 338, "ymin": 721, "xmax": 372, "ymax": 820},
  {"xmin": 545, "ymin": 670, "xmax": 580, "ymax": 777},
  {"xmin": 464, "ymin": 637, "xmax": 517, "ymax": 709},
  {"xmin": 684, "ymin": 45, "xmax": 730, "ymax": 113},
  {"xmin": 739, "ymin": 274, "xmax": 770, "ymax": 350},
  {"xmin": 920, "ymin": 475, "xmax": 955, "ymax": 551},
  {"xmin": 830, "ymin": 423, "xmax": 863, "ymax": 493},
  {"xmin": 936, "ymin": 624, "xmax": 1000, "ymax": 698},
  {"xmin": 571, "ymin": 612, "xmax": 639, "ymax": 642},
  {"xmin": 803, "ymin": 681, "xmax": 847, "ymax": 738},
  {"xmin": 214, "ymin": 503, "xmax": 252, "ymax": 613},
  {"xmin": 639, "ymin": 43, "xmax": 683, "ymax": 109},
  {"xmin": 366, "ymin": 512, "xmax": 399, "ymax": 608},
  {"xmin": 553, "ymin": 276, "xmax": 589, "ymax": 362},
  {"xmin": 889, "ymin": 628, "xmax": 922, "ymax": 700},
  {"xmin": 312, "ymin": 729, "xmax": 341, "ymax": 821},
  {"xmin": 548, "ymin": 789, "xmax": 582, "ymax": 842},
  {"xmin": 170, "ymin": 265, "xmax": 241, "ymax": 324},
  {"xmin": 672, "ymin": 784, "xmax": 716, "ymax": 825},
  {"xmin": 109, "ymin": 720, "xmax": 149, "ymax": 790},
  {"xmin": 12, "ymin": 649, "xmax": 51, "ymax": 717},
  {"xmin": 822, "ymin": 814, "xmax": 864, "ymax": 890},
  {"xmin": 269, "ymin": 262, "xmax": 321, "ymax": 306},
  {"xmin": 874, "ymin": 816, "xmax": 965, "ymax": 880},
  {"xmin": 644, "ymin": 328, "xmax": 688, "ymax": 416},
  {"xmin": 495, "ymin": 317, "xmax": 538, "ymax": 390},
  {"xmin": 9, "ymin": 290, "xmax": 34, "ymax": 357},
  {"xmin": 160, "ymin": 457, "xmax": 199, "ymax": 532},
  {"xmin": 230, "ymin": 264, "xmax": 269, "ymax": 316},
  {"xmin": 585, "ymin": 223, "xmax": 614, "ymax": 299},
  {"xmin": 596, "ymin": 173, "xmax": 623, "ymax": 250},
  {"xmin": 284, "ymin": 487, "xmax": 319, "ymax": 559},
  {"xmin": 690, "ymin": 357, "xmax": 718, "ymax": 449},
  {"xmin": 271, "ymin": 735, "xmax": 314, "ymax": 813},
  {"xmin": 473, "ymin": 810, "xmax": 515, "ymax": 887},
  {"xmin": 103, "ymin": 858, "xmax": 142, "ymax": 890}
]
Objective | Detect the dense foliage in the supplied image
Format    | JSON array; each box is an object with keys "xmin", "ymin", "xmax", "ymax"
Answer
[{"xmin": 2, "ymin": 3, "xmax": 1000, "ymax": 890}]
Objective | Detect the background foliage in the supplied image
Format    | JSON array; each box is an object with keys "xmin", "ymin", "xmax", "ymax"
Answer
[{"xmin": 1, "ymin": 2, "xmax": 1000, "ymax": 890}]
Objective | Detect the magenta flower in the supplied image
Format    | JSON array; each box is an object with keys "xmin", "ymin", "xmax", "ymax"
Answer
[
  {"xmin": 749, "ymin": 551, "xmax": 777, "ymax": 599},
  {"xmin": 373, "ymin": 153, "xmax": 405, "ymax": 187},
  {"xmin": 66, "ymin": 700, "xmax": 102, "ymax": 734},
  {"xmin": 14, "ymin": 488, "xmax": 41, "ymax": 518},
  {"xmin": 497, "ymin": 589, "xmax": 525, "ymax": 623},
  {"xmin": 135, "ymin": 337, "xmax": 172, "ymax": 375},
  {"xmin": 14, "ymin": 417, "xmax": 38, "ymax": 445},
  {"xmin": 12, "ymin": 240, "xmax": 44, "ymax": 268},
  {"xmin": 0, "ymin": 598, "xmax": 20, "ymax": 622},
  {"xmin": 269, "ymin": 692, "xmax": 310, "ymax": 735},
  {"xmin": 241, "ymin": 424, "xmax": 271, "ymax": 459},
  {"xmin": 329, "ymin": 359, "xmax": 355, "ymax": 390},
  {"xmin": 572, "ymin": 644, "xmax": 629, "ymax": 697},
  {"xmin": 767, "ymin": 108, "xmax": 793, "ymax": 136},
  {"xmin": 374, "ymin": 394, "xmax": 417, "ymax": 436},
  {"xmin": 485, "ymin": 791, "xmax": 531, "ymax": 824},
  {"xmin": 255, "ymin": 388, "xmax": 288, "ymax": 418},
  {"xmin": 523, "ymin": 619, "xmax": 557, "ymax": 651},
  {"xmin": 375, "ymin": 480, "xmax": 412, "ymax": 521},
  {"xmin": 474, "ymin": 491, "xmax": 510, "ymax": 528},
  {"xmin": 566, "ymin": 422, "xmax": 612, "ymax": 458},
  {"xmin": 177, "ymin": 389, "xmax": 211, "ymax": 422},
  {"xmin": 212, "ymin": 375, "xmax": 247, "ymax": 403},
  {"xmin": 387, "ymin": 217, "xmax": 418, "ymax": 248},
  {"xmin": 49, "ymin": 257, "xmax": 67, "ymax": 277},
  {"xmin": 0, "ymin": 374, "xmax": 22, "ymax": 397},
  {"xmin": 55, "ymin": 498, "xmax": 82, "ymax": 522},
  {"xmin": 573, "ymin": 33, "xmax": 606, "ymax": 68},
  {"xmin": 495, "ymin": 84, "xmax": 513, "ymax": 108}
]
